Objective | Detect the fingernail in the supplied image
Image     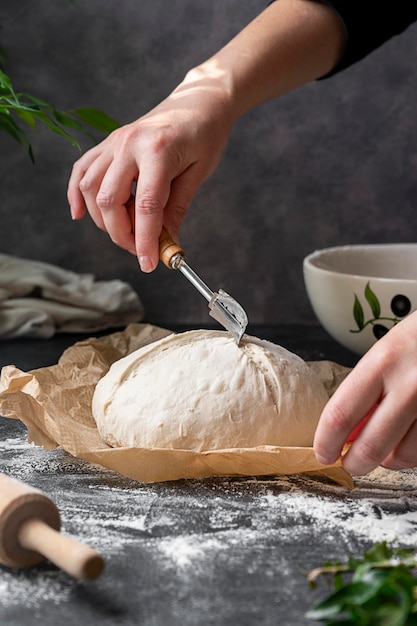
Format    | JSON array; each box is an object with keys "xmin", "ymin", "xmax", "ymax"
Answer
[
  {"xmin": 139, "ymin": 256, "xmax": 154, "ymax": 273},
  {"xmin": 70, "ymin": 205, "xmax": 76, "ymax": 220}
]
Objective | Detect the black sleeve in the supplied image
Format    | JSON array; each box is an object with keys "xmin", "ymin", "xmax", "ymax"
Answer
[{"xmin": 321, "ymin": 1, "xmax": 417, "ymax": 74}]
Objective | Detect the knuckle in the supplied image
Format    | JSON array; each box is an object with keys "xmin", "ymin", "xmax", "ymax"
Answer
[
  {"xmin": 140, "ymin": 129, "xmax": 181, "ymax": 166},
  {"xmin": 136, "ymin": 194, "xmax": 160, "ymax": 217},
  {"xmin": 79, "ymin": 176, "xmax": 94, "ymax": 194},
  {"xmin": 149, "ymin": 130, "xmax": 171, "ymax": 154},
  {"xmin": 113, "ymin": 123, "xmax": 151, "ymax": 153},
  {"xmin": 352, "ymin": 438, "xmax": 381, "ymax": 467},
  {"xmin": 324, "ymin": 402, "xmax": 351, "ymax": 433},
  {"xmin": 114, "ymin": 122, "xmax": 136, "ymax": 140},
  {"xmin": 371, "ymin": 341, "xmax": 396, "ymax": 370},
  {"xmin": 96, "ymin": 192, "xmax": 114, "ymax": 211}
]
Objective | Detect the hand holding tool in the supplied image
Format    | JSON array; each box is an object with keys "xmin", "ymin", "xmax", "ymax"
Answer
[
  {"xmin": 0, "ymin": 473, "xmax": 104, "ymax": 579},
  {"xmin": 127, "ymin": 197, "xmax": 248, "ymax": 343}
]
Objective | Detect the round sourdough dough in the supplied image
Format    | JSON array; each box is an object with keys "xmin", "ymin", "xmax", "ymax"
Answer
[{"xmin": 92, "ymin": 329, "xmax": 329, "ymax": 451}]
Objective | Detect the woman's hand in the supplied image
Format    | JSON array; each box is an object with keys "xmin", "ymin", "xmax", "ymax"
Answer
[
  {"xmin": 67, "ymin": 0, "xmax": 345, "ymax": 273},
  {"xmin": 314, "ymin": 311, "xmax": 417, "ymax": 475},
  {"xmin": 67, "ymin": 71, "xmax": 234, "ymax": 272}
]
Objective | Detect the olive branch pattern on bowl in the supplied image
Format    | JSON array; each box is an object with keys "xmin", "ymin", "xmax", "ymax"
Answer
[{"xmin": 350, "ymin": 282, "xmax": 412, "ymax": 340}]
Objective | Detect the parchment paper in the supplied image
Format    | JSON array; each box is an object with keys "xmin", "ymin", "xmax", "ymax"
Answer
[{"xmin": 0, "ymin": 323, "xmax": 353, "ymax": 487}]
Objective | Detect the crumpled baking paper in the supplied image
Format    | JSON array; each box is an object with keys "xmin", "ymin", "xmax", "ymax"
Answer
[{"xmin": 0, "ymin": 323, "xmax": 353, "ymax": 487}]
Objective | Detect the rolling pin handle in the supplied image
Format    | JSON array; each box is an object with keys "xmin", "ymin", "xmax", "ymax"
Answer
[
  {"xmin": 18, "ymin": 518, "xmax": 104, "ymax": 580},
  {"xmin": 0, "ymin": 473, "xmax": 104, "ymax": 580}
]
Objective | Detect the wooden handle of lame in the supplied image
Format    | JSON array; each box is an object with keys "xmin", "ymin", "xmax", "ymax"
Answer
[
  {"xmin": 19, "ymin": 519, "xmax": 104, "ymax": 580},
  {"xmin": 158, "ymin": 229, "xmax": 184, "ymax": 268},
  {"xmin": 126, "ymin": 195, "xmax": 184, "ymax": 268}
]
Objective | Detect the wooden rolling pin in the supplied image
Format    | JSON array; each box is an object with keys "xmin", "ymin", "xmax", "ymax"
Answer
[{"xmin": 0, "ymin": 473, "xmax": 104, "ymax": 579}]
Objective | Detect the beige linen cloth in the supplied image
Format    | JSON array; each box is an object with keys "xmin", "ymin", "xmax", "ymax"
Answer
[{"xmin": 0, "ymin": 253, "xmax": 144, "ymax": 338}]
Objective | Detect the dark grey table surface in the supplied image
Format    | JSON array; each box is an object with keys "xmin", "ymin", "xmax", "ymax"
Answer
[{"xmin": 1, "ymin": 324, "xmax": 417, "ymax": 626}]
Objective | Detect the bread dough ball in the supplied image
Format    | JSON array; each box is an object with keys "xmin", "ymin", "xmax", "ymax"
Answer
[{"xmin": 92, "ymin": 330, "xmax": 329, "ymax": 451}]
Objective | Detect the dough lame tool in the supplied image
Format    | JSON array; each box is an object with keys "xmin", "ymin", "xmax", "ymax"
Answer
[
  {"xmin": 127, "ymin": 196, "xmax": 248, "ymax": 343},
  {"xmin": 159, "ymin": 230, "xmax": 248, "ymax": 343},
  {"xmin": 0, "ymin": 473, "xmax": 104, "ymax": 580}
]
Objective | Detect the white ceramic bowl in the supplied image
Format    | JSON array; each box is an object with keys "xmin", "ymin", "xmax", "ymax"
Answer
[{"xmin": 303, "ymin": 243, "xmax": 417, "ymax": 355}]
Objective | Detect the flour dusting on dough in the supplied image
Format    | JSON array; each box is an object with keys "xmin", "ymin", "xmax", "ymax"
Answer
[{"xmin": 92, "ymin": 330, "xmax": 329, "ymax": 451}]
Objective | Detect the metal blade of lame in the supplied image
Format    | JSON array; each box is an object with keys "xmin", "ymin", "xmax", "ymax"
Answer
[
  {"xmin": 170, "ymin": 254, "xmax": 248, "ymax": 344},
  {"xmin": 126, "ymin": 197, "xmax": 248, "ymax": 341}
]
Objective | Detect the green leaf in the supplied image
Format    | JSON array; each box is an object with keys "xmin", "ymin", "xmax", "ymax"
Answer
[
  {"xmin": 370, "ymin": 579, "xmax": 411, "ymax": 625},
  {"xmin": 53, "ymin": 108, "xmax": 84, "ymax": 131},
  {"xmin": 24, "ymin": 93, "xmax": 54, "ymax": 108},
  {"xmin": 353, "ymin": 294, "xmax": 364, "ymax": 330},
  {"xmin": 365, "ymin": 281, "xmax": 381, "ymax": 319},
  {"xmin": 0, "ymin": 69, "xmax": 14, "ymax": 93},
  {"xmin": 0, "ymin": 111, "xmax": 34, "ymax": 162},
  {"xmin": 306, "ymin": 542, "xmax": 417, "ymax": 625},
  {"xmin": 30, "ymin": 109, "xmax": 81, "ymax": 148},
  {"xmin": 15, "ymin": 108, "xmax": 36, "ymax": 128},
  {"xmin": 306, "ymin": 581, "xmax": 379, "ymax": 620},
  {"xmin": 0, "ymin": 86, "xmax": 14, "ymax": 98},
  {"xmin": 0, "ymin": 98, "xmax": 36, "ymax": 113},
  {"xmin": 348, "ymin": 555, "xmax": 361, "ymax": 569},
  {"xmin": 0, "ymin": 54, "xmax": 117, "ymax": 159},
  {"xmin": 72, "ymin": 107, "xmax": 120, "ymax": 132},
  {"xmin": 364, "ymin": 541, "xmax": 391, "ymax": 562},
  {"xmin": 0, "ymin": 111, "xmax": 27, "ymax": 143},
  {"xmin": 353, "ymin": 563, "xmax": 385, "ymax": 586},
  {"xmin": 27, "ymin": 143, "xmax": 35, "ymax": 163}
]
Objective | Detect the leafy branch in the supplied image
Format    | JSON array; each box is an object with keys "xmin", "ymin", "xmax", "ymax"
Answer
[
  {"xmin": 0, "ymin": 52, "xmax": 119, "ymax": 162},
  {"xmin": 306, "ymin": 541, "xmax": 417, "ymax": 624},
  {"xmin": 350, "ymin": 282, "xmax": 402, "ymax": 335}
]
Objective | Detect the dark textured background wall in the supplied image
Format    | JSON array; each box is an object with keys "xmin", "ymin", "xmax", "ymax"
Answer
[{"xmin": 1, "ymin": 1, "xmax": 417, "ymax": 327}]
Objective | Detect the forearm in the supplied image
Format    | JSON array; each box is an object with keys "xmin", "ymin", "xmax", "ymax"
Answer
[
  {"xmin": 180, "ymin": 0, "xmax": 346, "ymax": 122},
  {"xmin": 68, "ymin": 0, "xmax": 347, "ymax": 272}
]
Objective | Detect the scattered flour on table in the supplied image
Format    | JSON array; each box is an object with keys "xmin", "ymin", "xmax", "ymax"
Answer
[
  {"xmin": 157, "ymin": 535, "xmax": 224, "ymax": 569},
  {"xmin": 1, "ymin": 431, "xmax": 417, "ymax": 610},
  {"xmin": 156, "ymin": 469, "xmax": 417, "ymax": 573},
  {"xmin": 0, "ymin": 571, "xmax": 73, "ymax": 610},
  {"xmin": 156, "ymin": 502, "xmax": 417, "ymax": 574},
  {"xmin": 0, "ymin": 437, "xmax": 36, "ymax": 451},
  {"xmin": 263, "ymin": 491, "xmax": 417, "ymax": 546}
]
